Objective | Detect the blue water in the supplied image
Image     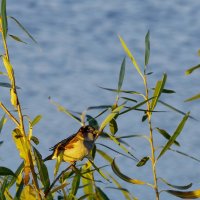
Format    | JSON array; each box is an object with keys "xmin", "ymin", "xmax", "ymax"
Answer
[{"xmin": 1, "ymin": 0, "xmax": 200, "ymax": 199}]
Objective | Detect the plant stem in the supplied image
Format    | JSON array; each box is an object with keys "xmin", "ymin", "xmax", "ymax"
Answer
[{"xmin": 143, "ymin": 75, "xmax": 159, "ymax": 200}]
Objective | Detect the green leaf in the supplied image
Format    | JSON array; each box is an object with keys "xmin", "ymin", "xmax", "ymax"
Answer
[
  {"xmin": 50, "ymin": 99, "xmax": 82, "ymax": 125},
  {"xmin": 157, "ymin": 112, "xmax": 190, "ymax": 160},
  {"xmin": 8, "ymin": 34, "xmax": 27, "ymax": 44},
  {"xmin": 145, "ymin": 30, "xmax": 150, "ymax": 66},
  {"xmin": 156, "ymin": 128, "xmax": 180, "ymax": 146},
  {"xmin": 0, "ymin": 82, "xmax": 20, "ymax": 89},
  {"xmin": 0, "ymin": 114, "xmax": 6, "ymax": 134},
  {"xmin": 185, "ymin": 64, "xmax": 200, "ymax": 75},
  {"xmin": 159, "ymin": 178, "xmax": 192, "ymax": 190},
  {"xmin": 99, "ymin": 104, "xmax": 124, "ymax": 132},
  {"xmin": 118, "ymin": 35, "xmax": 144, "ymax": 79},
  {"xmin": 0, "ymin": 167, "xmax": 16, "ymax": 177},
  {"xmin": 33, "ymin": 147, "xmax": 50, "ymax": 192},
  {"xmin": 118, "ymin": 57, "xmax": 126, "ymax": 94},
  {"xmin": 30, "ymin": 136, "xmax": 39, "ymax": 145},
  {"xmin": 165, "ymin": 189, "xmax": 200, "ymax": 199},
  {"xmin": 70, "ymin": 173, "xmax": 80, "ymax": 198},
  {"xmin": 31, "ymin": 115, "xmax": 42, "ymax": 127},
  {"xmin": 158, "ymin": 100, "xmax": 196, "ymax": 120},
  {"xmin": 96, "ymin": 149, "xmax": 113, "ymax": 163},
  {"xmin": 111, "ymin": 159, "xmax": 146, "ymax": 185},
  {"xmin": 96, "ymin": 187, "xmax": 110, "ymax": 200},
  {"xmin": 109, "ymin": 119, "xmax": 118, "ymax": 135},
  {"xmin": 136, "ymin": 157, "xmax": 149, "ymax": 167},
  {"xmin": 86, "ymin": 115, "xmax": 99, "ymax": 130},
  {"xmin": 120, "ymin": 97, "xmax": 137, "ymax": 103},
  {"xmin": 1, "ymin": 0, "xmax": 8, "ymax": 38},
  {"xmin": 185, "ymin": 93, "xmax": 200, "ymax": 102},
  {"xmin": 9, "ymin": 16, "xmax": 37, "ymax": 44},
  {"xmin": 150, "ymin": 73, "xmax": 167, "ymax": 112}
]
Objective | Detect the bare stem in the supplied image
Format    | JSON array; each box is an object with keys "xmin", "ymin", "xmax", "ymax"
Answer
[{"xmin": 143, "ymin": 75, "xmax": 159, "ymax": 200}]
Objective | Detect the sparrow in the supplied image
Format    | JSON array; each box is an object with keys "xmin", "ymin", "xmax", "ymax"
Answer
[{"xmin": 43, "ymin": 125, "xmax": 97, "ymax": 163}]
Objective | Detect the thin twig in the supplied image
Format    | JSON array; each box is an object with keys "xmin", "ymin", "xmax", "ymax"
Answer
[{"xmin": 0, "ymin": 102, "xmax": 19, "ymax": 126}]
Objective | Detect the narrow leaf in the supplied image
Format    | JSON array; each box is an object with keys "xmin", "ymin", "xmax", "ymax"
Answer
[
  {"xmin": 70, "ymin": 174, "xmax": 80, "ymax": 197},
  {"xmin": 157, "ymin": 112, "xmax": 189, "ymax": 160},
  {"xmin": 9, "ymin": 34, "xmax": 27, "ymax": 44},
  {"xmin": 118, "ymin": 57, "xmax": 126, "ymax": 93},
  {"xmin": 99, "ymin": 104, "xmax": 124, "ymax": 132},
  {"xmin": 156, "ymin": 128, "xmax": 180, "ymax": 146},
  {"xmin": 118, "ymin": 35, "xmax": 144, "ymax": 79},
  {"xmin": 0, "ymin": 167, "xmax": 16, "ymax": 177},
  {"xmin": 150, "ymin": 73, "xmax": 167, "ymax": 111},
  {"xmin": 0, "ymin": 82, "xmax": 20, "ymax": 89},
  {"xmin": 159, "ymin": 178, "xmax": 192, "ymax": 190},
  {"xmin": 136, "ymin": 157, "xmax": 149, "ymax": 167},
  {"xmin": 109, "ymin": 119, "xmax": 118, "ymax": 135},
  {"xmin": 185, "ymin": 93, "xmax": 200, "ymax": 102},
  {"xmin": 31, "ymin": 115, "xmax": 42, "ymax": 127},
  {"xmin": 165, "ymin": 189, "xmax": 200, "ymax": 199},
  {"xmin": 96, "ymin": 187, "xmax": 110, "ymax": 200},
  {"xmin": 185, "ymin": 64, "xmax": 200, "ymax": 75},
  {"xmin": 0, "ymin": 114, "xmax": 7, "ymax": 134},
  {"xmin": 9, "ymin": 16, "xmax": 37, "ymax": 43},
  {"xmin": 145, "ymin": 30, "xmax": 150, "ymax": 66},
  {"xmin": 111, "ymin": 159, "xmax": 146, "ymax": 185},
  {"xmin": 1, "ymin": 0, "xmax": 8, "ymax": 38}
]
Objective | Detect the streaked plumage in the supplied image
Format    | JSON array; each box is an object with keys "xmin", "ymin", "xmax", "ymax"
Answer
[{"xmin": 44, "ymin": 125, "xmax": 97, "ymax": 163}]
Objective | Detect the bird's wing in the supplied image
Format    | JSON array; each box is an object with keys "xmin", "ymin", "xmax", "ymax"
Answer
[{"xmin": 49, "ymin": 133, "xmax": 77, "ymax": 151}]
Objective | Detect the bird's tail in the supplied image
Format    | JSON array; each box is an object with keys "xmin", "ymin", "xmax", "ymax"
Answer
[{"xmin": 43, "ymin": 154, "xmax": 53, "ymax": 162}]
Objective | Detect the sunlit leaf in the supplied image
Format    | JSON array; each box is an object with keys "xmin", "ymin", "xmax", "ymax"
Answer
[
  {"xmin": 185, "ymin": 64, "xmax": 200, "ymax": 75},
  {"xmin": 150, "ymin": 73, "xmax": 167, "ymax": 112},
  {"xmin": 111, "ymin": 159, "xmax": 146, "ymax": 185},
  {"xmin": 10, "ymin": 88, "xmax": 18, "ymax": 107},
  {"xmin": 31, "ymin": 115, "xmax": 42, "ymax": 127},
  {"xmin": 2, "ymin": 56, "xmax": 15, "ymax": 86},
  {"xmin": 119, "ymin": 35, "xmax": 144, "ymax": 79},
  {"xmin": 96, "ymin": 187, "xmax": 110, "ymax": 200},
  {"xmin": 33, "ymin": 147, "xmax": 50, "ymax": 192},
  {"xmin": 1, "ymin": 0, "xmax": 8, "ymax": 38},
  {"xmin": 157, "ymin": 112, "xmax": 189, "ymax": 160},
  {"xmin": 9, "ymin": 34, "xmax": 27, "ymax": 44},
  {"xmin": 9, "ymin": 16, "xmax": 37, "ymax": 44},
  {"xmin": 136, "ymin": 157, "xmax": 149, "ymax": 167},
  {"xmin": 159, "ymin": 177, "xmax": 192, "ymax": 190},
  {"xmin": 20, "ymin": 185, "xmax": 37, "ymax": 200},
  {"xmin": 185, "ymin": 93, "xmax": 200, "ymax": 102},
  {"xmin": 118, "ymin": 57, "xmax": 126, "ymax": 94},
  {"xmin": 156, "ymin": 128, "xmax": 180, "ymax": 146},
  {"xmin": 99, "ymin": 104, "xmax": 124, "ymax": 132},
  {"xmin": 0, "ymin": 167, "xmax": 16, "ymax": 177},
  {"xmin": 0, "ymin": 114, "xmax": 6, "ymax": 134},
  {"xmin": 96, "ymin": 149, "xmax": 113, "ymax": 163},
  {"xmin": 54, "ymin": 152, "xmax": 63, "ymax": 177},
  {"xmin": 145, "ymin": 30, "xmax": 150, "ymax": 66},
  {"xmin": 109, "ymin": 118, "xmax": 118, "ymax": 135},
  {"xmin": 165, "ymin": 189, "xmax": 200, "ymax": 199}
]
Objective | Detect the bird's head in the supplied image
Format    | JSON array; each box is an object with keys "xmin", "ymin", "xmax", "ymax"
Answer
[{"xmin": 80, "ymin": 125, "xmax": 98, "ymax": 141}]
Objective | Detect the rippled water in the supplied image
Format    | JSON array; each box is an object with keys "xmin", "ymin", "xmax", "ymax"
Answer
[{"xmin": 1, "ymin": 0, "xmax": 200, "ymax": 199}]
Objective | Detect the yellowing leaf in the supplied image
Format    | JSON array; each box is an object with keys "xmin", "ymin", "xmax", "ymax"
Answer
[
  {"xmin": 166, "ymin": 189, "xmax": 200, "ymax": 199},
  {"xmin": 111, "ymin": 159, "xmax": 146, "ymax": 185},
  {"xmin": 12, "ymin": 128, "xmax": 26, "ymax": 160},
  {"xmin": 10, "ymin": 88, "xmax": 18, "ymax": 107},
  {"xmin": 2, "ymin": 56, "xmax": 15, "ymax": 86},
  {"xmin": 20, "ymin": 185, "xmax": 37, "ymax": 200},
  {"xmin": 118, "ymin": 35, "xmax": 144, "ymax": 79}
]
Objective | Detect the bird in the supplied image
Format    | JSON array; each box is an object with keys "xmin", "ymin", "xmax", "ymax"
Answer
[{"xmin": 43, "ymin": 125, "xmax": 97, "ymax": 163}]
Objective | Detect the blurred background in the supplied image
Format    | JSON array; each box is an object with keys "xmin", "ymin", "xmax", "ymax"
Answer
[{"xmin": 1, "ymin": 0, "xmax": 200, "ymax": 199}]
